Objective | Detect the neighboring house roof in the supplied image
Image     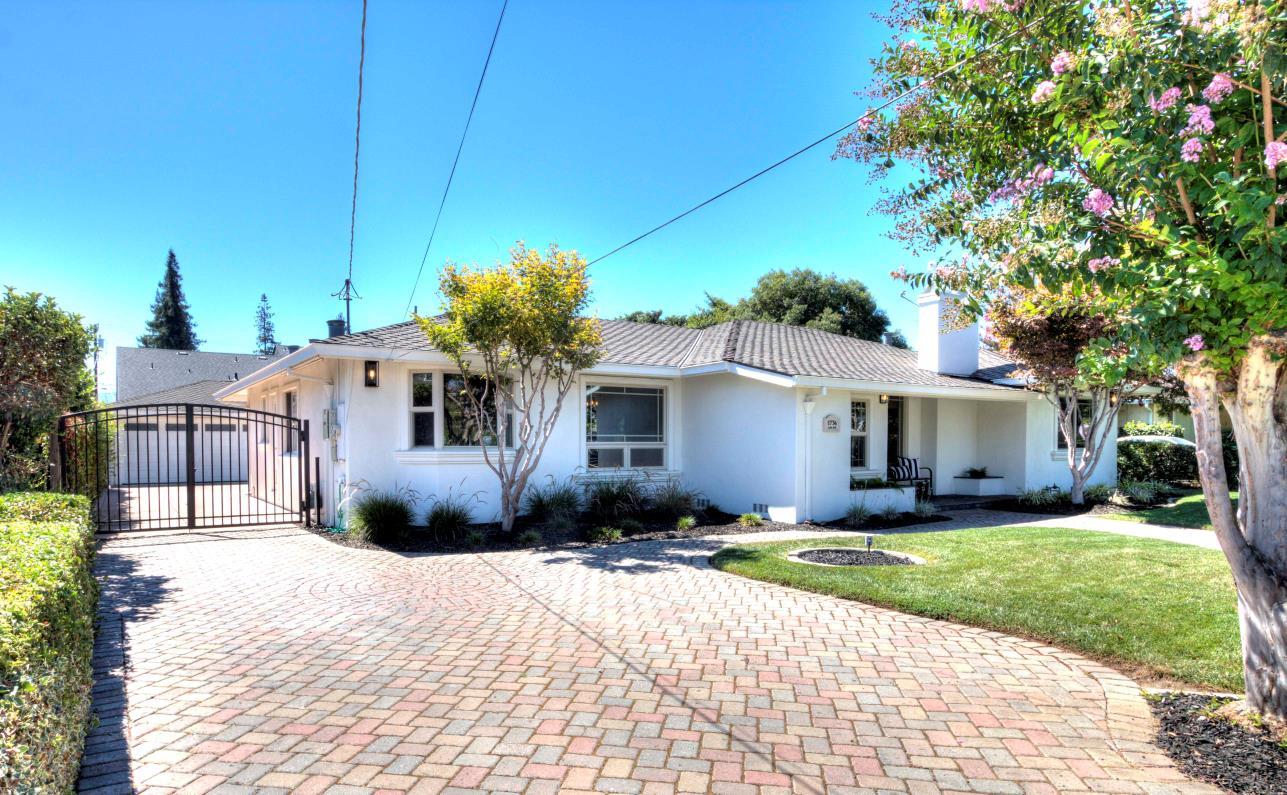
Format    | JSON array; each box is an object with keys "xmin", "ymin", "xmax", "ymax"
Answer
[
  {"xmin": 115, "ymin": 346, "xmax": 295, "ymax": 401},
  {"xmin": 320, "ymin": 318, "xmax": 1020, "ymax": 392},
  {"xmin": 111, "ymin": 380, "xmax": 244, "ymax": 407}
]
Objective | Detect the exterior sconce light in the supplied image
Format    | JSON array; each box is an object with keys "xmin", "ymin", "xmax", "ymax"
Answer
[
  {"xmin": 364, "ymin": 360, "xmax": 379, "ymax": 387},
  {"xmin": 879, "ymin": 394, "xmax": 889, "ymax": 405}
]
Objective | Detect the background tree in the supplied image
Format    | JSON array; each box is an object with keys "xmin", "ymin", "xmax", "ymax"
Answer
[
  {"xmin": 138, "ymin": 249, "xmax": 200, "ymax": 350},
  {"xmin": 839, "ymin": 0, "xmax": 1287, "ymax": 716},
  {"xmin": 418, "ymin": 243, "xmax": 602, "ymax": 532},
  {"xmin": 254, "ymin": 293, "xmax": 277, "ymax": 354},
  {"xmin": 883, "ymin": 330, "xmax": 911, "ymax": 349},
  {"xmin": 618, "ymin": 269, "xmax": 891, "ymax": 340},
  {"xmin": 0, "ymin": 289, "xmax": 94, "ymax": 489}
]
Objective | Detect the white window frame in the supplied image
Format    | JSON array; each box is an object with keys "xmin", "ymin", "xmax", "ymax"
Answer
[
  {"xmin": 849, "ymin": 399, "xmax": 869, "ymax": 472},
  {"xmin": 409, "ymin": 371, "xmax": 435, "ymax": 448},
  {"xmin": 584, "ymin": 382, "xmax": 668, "ymax": 470},
  {"xmin": 1055, "ymin": 396, "xmax": 1092, "ymax": 451},
  {"xmin": 400, "ymin": 367, "xmax": 513, "ymax": 453}
]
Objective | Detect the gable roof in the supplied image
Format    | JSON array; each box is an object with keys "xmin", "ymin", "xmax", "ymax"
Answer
[
  {"xmin": 320, "ymin": 318, "xmax": 1019, "ymax": 392},
  {"xmin": 111, "ymin": 379, "xmax": 245, "ymax": 407},
  {"xmin": 116, "ymin": 347, "xmax": 292, "ymax": 401},
  {"xmin": 972, "ymin": 348, "xmax": 1021, "ymax": 382}
]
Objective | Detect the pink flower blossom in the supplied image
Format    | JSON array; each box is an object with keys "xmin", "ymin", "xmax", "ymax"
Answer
[
  {"xmin": 1202, "ymin": 73, "xmax": 1234, "ymax": 104},
  {"xmin": 1031, "ymin": 80, "xmax": 1057, "ymax": 103},
  {"xmin": 1181, "ymin": 137, "xmax": 1204, "ymax": 163},
  {"xmin": 890, "ymin": 266, "xmax": 910, "ymax": 281},
  {"xmin": 1148, "ymin": 87, "xmax": 1182, "ymax": 113},
  {"xmin": 1184, "ymin": 334, "xmax": 1205, "ymax": 352},
  {"xmin": 1265, "ymin": 141, "xmax": 1287, "ymax": 170},
  {"xmin": 1082, "ymin": 188, "xmax": 1114, "ymax": 217},
  {"xmin": 1185, "ymin": 104, "xmax": 1214, "ymax": 135},
  {"xmin": 1087, "ymin": 256, "xmax": 1120, "ymax": 273},
  {"xmin": 1051, "ymin": 51, "xmax": 1073, "ymax": 76},
  {"xmin": 959, "ymin": 0, "xmax": 993, "ymax": 11},
  {"xmin": 1182, "ymin": 0, "xmax": 1211, "ymax": 27}
]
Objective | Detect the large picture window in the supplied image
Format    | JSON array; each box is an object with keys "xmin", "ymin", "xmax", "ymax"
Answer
[
  {"xmin": 410, "ymin": 372, "xmax": 434, "ymax": 447},
  {"xmin": 850, "ymin": 400, "xmax": 868, "ymax": 469},
  {"xmin": 1056, "ymin": 397, "xmax": 1093, "ymax": 449},
  {"xmin": 444, "ymin": 373, "xmax": 512, "ymax": 448},
  {"xmin": 586, "ymin": 385, "xmax": 665, "ymax": 468}
]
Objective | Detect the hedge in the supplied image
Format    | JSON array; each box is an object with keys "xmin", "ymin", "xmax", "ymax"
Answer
[
  {"xmin": 1117, "ymin": 438, "xmax": 1199, "ymax": 485},
  {"xmin": 0, "ymin": 492, "xmax": 96, "ymax": 794}
]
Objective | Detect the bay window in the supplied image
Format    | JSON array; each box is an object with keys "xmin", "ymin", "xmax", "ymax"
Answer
[{"xmin": 586, "ymin": 385, "xmax": 665, "ymax": 468}]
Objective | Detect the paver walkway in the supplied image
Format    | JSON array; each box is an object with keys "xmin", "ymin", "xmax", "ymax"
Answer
[{"xmin": 79, "ymin": 523, "xmax": 1219, "ymax": 795}]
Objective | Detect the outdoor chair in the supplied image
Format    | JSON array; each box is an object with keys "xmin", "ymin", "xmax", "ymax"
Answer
[{"xmin": 888, "ymin": 456, "xmax": 933, "ymax": 500}]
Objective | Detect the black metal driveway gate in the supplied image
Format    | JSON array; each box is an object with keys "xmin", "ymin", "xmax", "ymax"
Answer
[{"xmin": 53, "ymin": 403, "xmax": 314, "ymax": 533}]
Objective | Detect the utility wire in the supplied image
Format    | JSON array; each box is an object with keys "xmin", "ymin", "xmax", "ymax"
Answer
[
  {"xmin": 587, "ymin": 11, "xmax": 1052, "ymax": 267},
  {"xmin": 333, "ymin": 0, "xmax": 369, "ymax": 334},
  {"xmin": 404, "ymin": 0, "xmax": 509, "ymax": 318}
]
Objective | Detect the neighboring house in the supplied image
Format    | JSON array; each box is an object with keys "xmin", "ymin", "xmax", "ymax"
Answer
[
  {"xmin": 115, "ymin": 345, "xmax": 296, "ymax": 403},
  {"xmin": 215, "ymin": 293, "xmax": 1118, "ymax": 526}
]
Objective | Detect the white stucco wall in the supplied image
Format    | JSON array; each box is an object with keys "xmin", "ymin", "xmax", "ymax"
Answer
[
  {"xmin": 1021, "ymin": 398, "xmax": 1118, "ymax": 490},
  {"xmin": 972, "ymin": 401, "xmax": 1027, "ymax": 494}
]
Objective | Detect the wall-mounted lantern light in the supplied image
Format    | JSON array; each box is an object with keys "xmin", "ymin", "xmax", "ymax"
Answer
[
  {"xmin": 364, "ymin": 360, "xmax": 379, "ymax": 387},
  {"xmin": 879, "ymin": 394, "xmax": 889, "ymax": 405}
]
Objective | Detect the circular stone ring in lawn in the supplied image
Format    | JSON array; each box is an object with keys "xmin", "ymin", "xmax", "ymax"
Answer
[{"xmin": 787, "ymin": 547, "xmax": 925, "ymax": 567}]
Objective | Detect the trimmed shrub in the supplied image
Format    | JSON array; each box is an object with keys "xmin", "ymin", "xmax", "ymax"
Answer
[
  {"xmin": 1, "ymin": 495, "xmax": 96, "ymax": 793},
  {"xmin": 515, "ymin": 529, "xmax": 543, "ymax": 547},
  {"xmin": 585, "ymin": 478, "xmax": 645, "ymax": 524},
  {"xmin": 1120, "ymin": 419, "xmax": 1185, "ymax": 438},
  {"xmin": 844, "ymin": 504, "xmax": 873, "ymax": 528},
  {"xmin": 676, "ymin": 515, "xmax": 697, "ymax": 531},
  {"xmin": 1118, "ymin": 438, "xmax": 1199, "ymax": 485},
  {"xmin": 737, "ymin": 513, "xmax": 764, "ymax": 527},
  {"xmin": 0, "ymin": 492, "xmax": 89, "ymax": 524},
  {"xmin": 650, "ymin": 481, "xmax": 699, "ymax": 519},
  {"xmin": 349, "ymin": 491, "xmax": 414, "ymax": 544},
  {"xmin": 425, "ymin": 494, "xmax": 474, "ymax": 544},
  {"xmin": 523, "ymin": 479, "xmax": 581, "ymax": 522},
  {"xmin": 586, "ymin": 526, "xmax": 622, "ymax": 543}
]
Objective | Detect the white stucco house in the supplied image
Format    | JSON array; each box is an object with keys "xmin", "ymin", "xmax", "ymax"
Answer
[{"xmin": 214, "ymin": 292, "xmax": 1117, "ymax": 526}]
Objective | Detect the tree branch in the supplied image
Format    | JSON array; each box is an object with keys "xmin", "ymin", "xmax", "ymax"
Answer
[{"xmin": 1265, "ymin": 71, "xmax": 1278, "ymax": 228}]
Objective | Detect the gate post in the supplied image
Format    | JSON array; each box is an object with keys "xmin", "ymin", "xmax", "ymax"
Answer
[
  {"xmin": 301, "ymin": 419, "xmax": 311, "ymax": 526},
  {"xmin": 49, "ymin": 416, "xmax": 66, "ymax": 491},
  {"xmin": 185, "ymin": 404, "xmax": 196, "ymax": 529}
]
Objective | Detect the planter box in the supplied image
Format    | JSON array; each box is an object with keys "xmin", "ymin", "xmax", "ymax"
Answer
[
  {"xmin": 952, "ymin": 476, "xmax": 1007, "ymax": 496},
  {"xmin": 847, "ymin": 485, "xmax": 916, "ymax": 514}
]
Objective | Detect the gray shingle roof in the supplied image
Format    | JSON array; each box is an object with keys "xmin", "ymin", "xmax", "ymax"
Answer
[
  {"xmin": 111, "ymin": 379, "xmax": 243, "ymax": 407},
  {"xmin": 973, "ymin": 348, "xmax": 1021, "ymax": 382},
  {"xmin": 321, "ymin": 318, "xmax": 1018, "ymax": 392},
  {"xmin": 116, "ymin": 347, "xmax": 290, "ymax": 401}
]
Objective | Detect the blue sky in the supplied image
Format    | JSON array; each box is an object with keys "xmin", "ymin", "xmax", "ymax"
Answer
[{"xmin": 1, "ymin": 1, "xmax": 916, "ymax": 399}]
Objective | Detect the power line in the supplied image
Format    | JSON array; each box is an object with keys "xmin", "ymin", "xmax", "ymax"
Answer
[
  {"xmin": 333, "ymin": 0, "xmax": 369, "ymax": 334},
  {"xmin": 587, "ymin": 11, "xmax": 1053, "ymax": 267},
  {"xmin": 403, "ymin": 0, "xmax": 509, "ymax": 318}
]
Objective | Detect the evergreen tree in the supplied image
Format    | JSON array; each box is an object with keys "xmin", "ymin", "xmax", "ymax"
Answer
[
  {"xmin": 138, "ymin": 250, "xmax": 200, "ymax": 350},
  {"xmin": 255, "ymin": 293, "xmax": 277, "ymax": 354}
]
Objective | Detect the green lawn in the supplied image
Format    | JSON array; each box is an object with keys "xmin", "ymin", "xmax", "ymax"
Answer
[
  {"xmin": 712, "ymin": 526, "xmax": 1241, "ymax": 690},
  {"xmin": 1105, "ymin": 490, "xmax": 1237, "ymax": 530}
]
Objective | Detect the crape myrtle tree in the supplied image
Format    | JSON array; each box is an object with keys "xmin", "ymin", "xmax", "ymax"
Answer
[
  {"xmin": 836, "ymin": 0, "xmax": 1287, "ymax": 715},
  {"xmin": 417, "ymin": 243, "xmax": 603, "ymax": 532},
  {"xmin": 985, "ymin": 286, "xmax": 1152, "ymax": 503}
]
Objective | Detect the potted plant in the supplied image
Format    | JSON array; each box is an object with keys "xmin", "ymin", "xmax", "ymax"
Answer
[{"xmin": 952, "ymin": 466, "xmax": 1007, "ymax": 496}]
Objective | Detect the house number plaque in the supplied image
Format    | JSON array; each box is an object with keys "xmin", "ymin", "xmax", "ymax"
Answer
[{"xmin": 821, "ymin": 414, "xmax": 840, "ymax": 432}]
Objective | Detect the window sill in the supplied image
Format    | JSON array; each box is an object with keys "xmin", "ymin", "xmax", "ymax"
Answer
[
  {"xmin": 576, "ymin": 468, "xmax": 681, "ymax": 480},
  {"xmin": 394, "ymin": 448, "xmax": 512, "ymax": 465},
  {"xmin": 1050, "ymin": 449, "xmax": 1085, "ymax": 461}
]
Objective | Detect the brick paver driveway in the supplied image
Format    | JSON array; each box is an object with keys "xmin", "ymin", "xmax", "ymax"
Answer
[{"xmin": 80, "ymin": 525, "xmax": 1215, "ymax": 795}]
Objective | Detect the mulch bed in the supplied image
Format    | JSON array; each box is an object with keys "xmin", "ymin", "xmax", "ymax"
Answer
[
  {"xmin": 1150, "ymin": 692, "xmax": 1287, "ymax": 794},
  {"xmin": 796, "ymin": 549, "xmax": 913, "ymax": 566},
  {"xmin": 306, "ymin": 509, "xmax": 951, "ymax": 555}
]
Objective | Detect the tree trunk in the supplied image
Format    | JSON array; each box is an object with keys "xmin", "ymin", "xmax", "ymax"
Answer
[
  {"xmin": 1183, "ymin": 333, "xmax": 1287, "ymax": 720},
  {"xmin": 1069, "ymin": 477, "xmax": 1085, "ymax": 505}
]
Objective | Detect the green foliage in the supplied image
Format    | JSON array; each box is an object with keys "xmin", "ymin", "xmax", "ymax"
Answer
[
  {"xmin": 1114, "ymin": 480, "xmax": 1170, "ymax": 507},
  {"xmin": 1, "ymin": 289, "xmax": 96, "ymax": 489},
  {"xmin": 676, "ymin": 515, "xmax": 697, "ymax": 531},
  {"xmin": 1017, "ymin": 487, "xmax": 1070, "ymax": 507},
  {"xmin": 649, "ymin": 480, "xmax": 700, "ymax": 519},
  {"xmin": 844, "ymin": 503, "xmax": 873, "ymax": 528},
  {"xmin": 522, "ymin": 478, "xmax": 581, "ymax": 522},
  {"xmin": 586, "ymin": 526, "xmax": 622, "ymax": 543},
  {"xmin": 1118, "ymin": 438, "xmax": 1199, "ymax": 485},
  {"xmin": 850, "ymin": 477, "xmax": 895, "ymax": 490},
  {"xmin": 515, "ymin": 529, "xmax": 543, "ymax": 547},
  {"xmin": 463, "ymin": 529, "xmax": 488, "ymax": 549},
  {"xmin": 425, "ymin": 494, "xmax": 475, "ymax": 544},
  {"xmin": 737, "ymin": 512, "xmax": 764, "ymax": 527},
  {"xmin": 884, "ymin": 330, "xmax": 911, "ymax": 349},
  {"xmin": 913, "ymin": 500, "xmax": 936, "ymax": 518},
  {"xmin": 0, "ymin": 492, "xmax": 90, "ymax": 524},
  {"xmin": 617, "ymin": 518, "xmax": 646, "ymax": 534},
  {"xmin": 879, "ymin": 505, "xmax": 902, "ymax": 521},
  {"xmin": 962, "ymin": 466, "xmax": 989, "ymax": 478},
  {"xmin": 584, "ymin": 478, "xmax": 645, "ymax": 524},
  {"xmin": 1222, "ymin": 430, "xmax": 1240, "ymax": 488},
  {"xmin": 0, "ymin": 496, "xmax": 96, "ymax": 793},
  {"xmin": 1121, "ymin": 419, "xmax": 1185, "ymax": 438},
  {"xmin": 712, "ymin": 527, "xmax": 1242, "ymax": 690},
  {"xmin": 138, "ymin": 249, "xmax": 200, "ymax": 350},
  {"xmin": 254, "ymin": 293, "xmax": 276, "ymax": 355},
  {"xmin": 1106, "ymin": 489, "xmax": 1238, "ymax": 530},
  {"xmin": 348, "ymin": 491, "xmax": 414, "ymax": 544},
  {"xmin": 1084, "ymin": 483, "xmax": 1116, "ymax": 504}
]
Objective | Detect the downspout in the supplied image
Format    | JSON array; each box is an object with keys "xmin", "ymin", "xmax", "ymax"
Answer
[{"xmin": 802, "ymin": 395, "xmax": 817, "ymax": 522}]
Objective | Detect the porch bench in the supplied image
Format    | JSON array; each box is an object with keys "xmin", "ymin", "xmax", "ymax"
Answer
[{"xmin": 888, "ymin": 457, "xmax": 933, "ymax": 500}]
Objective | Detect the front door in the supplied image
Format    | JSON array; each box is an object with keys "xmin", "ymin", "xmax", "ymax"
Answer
[{"xmin": 886, "ymin": 396, "xmax": 904, "ymax": 470}]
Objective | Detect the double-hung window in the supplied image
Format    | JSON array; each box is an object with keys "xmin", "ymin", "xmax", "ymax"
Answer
[
  {"xmin": 850, "ymin": 400, "xmax": 869, "ymax": 469},
  {"xmin": 1056, "ymin": 397, "xmax": 1093, "ymax": 449},
  {"xmin": 586, "ymin": 385, "xmax": 665, "ymax": 468},
  {"xmin": 443, "ymin": 373, "xmax": 513, "ymax": 448},
  {"xmin": 410, "ymin": 372, "xmax": 434, "ymax": 447}
]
